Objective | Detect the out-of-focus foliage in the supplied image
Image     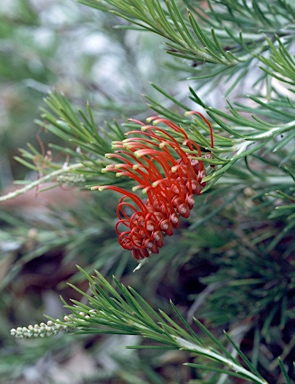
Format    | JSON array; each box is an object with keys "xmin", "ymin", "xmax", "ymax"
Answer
[
  {"xmin": 0, "ymin": 0, "xmax": 176, "ymax": 187},
  {"xmin": 1, "ymin": 0, "xmax": 295, "ymax": 383},
  {"xmin": 0, "ymin": 1, "xmax": 181, "ymax": 383}
]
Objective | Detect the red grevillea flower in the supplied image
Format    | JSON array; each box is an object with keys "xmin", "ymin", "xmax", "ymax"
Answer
[{"xmin": 92, "ymin": 113, "xmax": 214, "ymax": 260}]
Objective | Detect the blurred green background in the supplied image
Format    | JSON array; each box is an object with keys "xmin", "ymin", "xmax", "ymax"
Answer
[
  {"xmin": 0, "ymin": 0, "xmax": 178, "ymax": 187},
  {"xmin": 0, "ymin": 1, "xmax": 202, "ymax": 383},
  {"xmin": 1, "ymin": 1, "xmax": 295, "ymax": 383}
]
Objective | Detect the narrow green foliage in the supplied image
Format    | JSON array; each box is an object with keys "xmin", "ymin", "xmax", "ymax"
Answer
[
  {"xmin": 224, "ymin": 331, "xmax": 265, "ymax": 381},
  {"xmin": 3, "ymin": 1, "xmax": 295, "ymax": 383},
  {"xmin": 278, "ymin": 357, "xmax": 292, "ymax": 384},
  {"xmin": 77, "ymin": 0, "xmax": 292, "ymax": 92},
  {"xmin": 11, "ymin": 269, "xmax": 270, "ymax": 383},
  {"xmin": 258, "ymin": 36, "xmax": 295, "ymax": 86}
]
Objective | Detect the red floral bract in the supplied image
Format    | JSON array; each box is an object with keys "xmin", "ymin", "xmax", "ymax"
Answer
[{"xmin": 93, "ymin": 113, "xmax": 214, "ymax": 260}]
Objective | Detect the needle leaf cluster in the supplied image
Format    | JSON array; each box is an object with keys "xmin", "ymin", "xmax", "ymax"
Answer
[{"xmin": 2, "ymin": 0, "xmax": 295, "ymax": 382}]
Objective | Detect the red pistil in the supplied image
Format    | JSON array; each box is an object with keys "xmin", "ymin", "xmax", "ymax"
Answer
[
  {"xmin": 94, "ymin": 113, "xmax": 214, "ymax": 260},
  {"xmin": 185, "ymin": 111, "xmax": 214, "ymax": 150}
]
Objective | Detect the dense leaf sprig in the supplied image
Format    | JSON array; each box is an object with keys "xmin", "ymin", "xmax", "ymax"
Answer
[
  {"xmin": 3, "ymin": 0, "xmax": 295, "ymax": 382},
  {"xmin": 12, "ymin": 268, "xmax": 271, "ymax": 383}
]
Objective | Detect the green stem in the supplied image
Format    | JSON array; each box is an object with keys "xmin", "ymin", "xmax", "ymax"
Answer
[
  {"xmin": 174, "ymin": 336, "xmax": 269, "ymax": 384},
  {"xmin": 0, "ymin": 163, "xmax": 85, "ymax": 202}
]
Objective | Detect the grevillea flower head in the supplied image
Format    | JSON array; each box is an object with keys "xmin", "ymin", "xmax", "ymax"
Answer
[{"xmin": 93, "ymin": 113, "xmax": 214, "ymax": 261}]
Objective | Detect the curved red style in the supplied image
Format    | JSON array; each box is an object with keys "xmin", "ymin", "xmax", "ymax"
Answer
[{"xmin": 93, "ymin": 113, "xmax": 214, "ymax": 260}]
